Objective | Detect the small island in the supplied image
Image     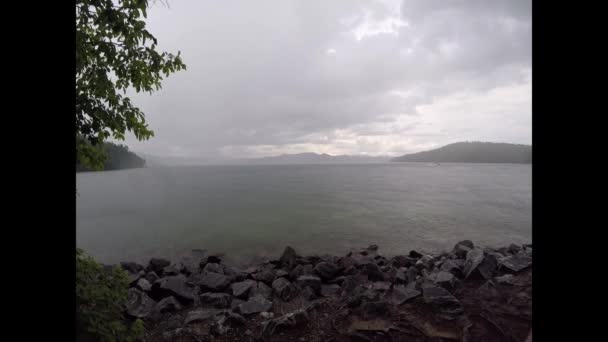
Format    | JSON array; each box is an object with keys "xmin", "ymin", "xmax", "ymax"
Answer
[
  {"xmin": 391, "ymin": 142, "xmax": 532, "ymax": 164},
  {"xmin": 76, "ymin": 142, "xmax": 146, "ymax": 172}
]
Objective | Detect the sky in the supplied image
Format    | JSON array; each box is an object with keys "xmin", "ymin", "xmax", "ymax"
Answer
[{"xmin": 124, "ymin": 0, "xmax": 531, "ymax": 160}]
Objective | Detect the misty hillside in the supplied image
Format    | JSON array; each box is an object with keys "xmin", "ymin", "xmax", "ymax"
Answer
[
  {"xmin": 77, "ymin": 142, "xmax": 146, "ymax": 172},
  {"xmin": 233, "ymin": 153, "xmax": 391, "ymax": 165},
  {"xmin": 391, "ymin": 142, "xmax": 532, "ymax": 164}
]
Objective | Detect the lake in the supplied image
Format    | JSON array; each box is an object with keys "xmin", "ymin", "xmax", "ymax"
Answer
[{"xmin": 76, "ymin": 163, "xmax": 531, "ymax": 265}]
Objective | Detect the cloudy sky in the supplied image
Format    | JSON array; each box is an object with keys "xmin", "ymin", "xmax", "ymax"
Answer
[{"xmin": 124, "ymin": 0, "xmax": 531, "ymax": 160}]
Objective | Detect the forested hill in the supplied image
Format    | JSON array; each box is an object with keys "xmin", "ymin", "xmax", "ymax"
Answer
[
  {"xmin": 77, "ymin": 142, "xmax": 146, "ymax": 172},
  {"xmin": 391, "ymin": 142, "xmax": 532, "ymax": 163}
]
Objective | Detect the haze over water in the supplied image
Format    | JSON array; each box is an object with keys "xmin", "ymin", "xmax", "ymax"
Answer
[{"xmin": 77, "ymin": 163, "xmax": 531, "ymax": 265}]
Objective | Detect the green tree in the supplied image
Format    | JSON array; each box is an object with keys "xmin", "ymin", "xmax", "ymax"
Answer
[{"xmin": 76, "ymin": 0, "xmax": 185, "ymax": 170}]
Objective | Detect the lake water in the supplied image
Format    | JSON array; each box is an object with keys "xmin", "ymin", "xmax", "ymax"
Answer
[{"xmin": 76, "ymin": 163, "xmax": 531, "ymax": 265}]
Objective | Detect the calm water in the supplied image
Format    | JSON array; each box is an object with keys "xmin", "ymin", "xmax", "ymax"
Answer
[{"xmin": 76, "ymin": 163, "xmax": 531, "ymax": 265}]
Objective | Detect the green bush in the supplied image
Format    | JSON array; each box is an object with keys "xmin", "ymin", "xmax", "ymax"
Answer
[{"xmin": 76, "ymin": 249, "xmax": 144, "ymax": 342}]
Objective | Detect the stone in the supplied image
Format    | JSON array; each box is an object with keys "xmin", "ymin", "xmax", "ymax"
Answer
[
  {"xmin": 231, "ymin": 279, "xmax": 257, "ymax": 299},
  {"xmin": 360, "ymin": 300, "xmax": 389, "ymax": 319},
  {"xmin": 499, "ymin": 253, "xmax": 532, "ymax": 272},
  {"xmin": 392, "ymin": 255, "xmax": 417, "ymax": 268},
  {"xmin": 427, "ymin": 271, "xmax": 455, "ymax": 290},
  {"xmin": 198, "ymin": 271, "xmax": 232, "ymax": 292},
  {"xmin": 453, "ymin": 244, "xmax": 473, "ymax": 259},
  {"xmin": 260, "ymin": 311, "xmax": 274, "ymax": 319},
  {"xmin": 272, "ymin": 277, "xmax": 298, "ymax": 301},
  {"xmin": 279, "ymin": 246, "xmax": 298, "ymax": 269},
  {"xmin": 314, "ymin": 261, "xmax": 339, "ymax": 280},
  {"xmin": 301, "ymin": 286, "xmax": 317, "ymax": 300},
  {"xmin": 135, "ymin": 278, "xmax": 152, "ymax": 292},
  {"xmin": 146, "ymin": 271, "xmax": 159, "ymax": 283},
  {"xmin": 200, "ymin": 292, "xmax": 232, "ymax": 308},
  {"xmin": 211, "ymin": 311, "xmax": 246, "ymax": 335},
  {"xmin": 455, "ymin": 240, "xmax": 475, "ymax": 250},
  {"xmin": 249, "ymin": 281, "xmax": 273, "ymax": 300},
  {"xmin": 151, "ymin": 274, "xmax": 196, "ymax": 304},
  {"xmin": 275, "ymin": 269, "xmax": 289, "ymax": 278},
  {"xmin": 362, "ymin": 263, "xmax": 385, "ymax": 282},
  {"xmin": 463, "ymin": 248, "xmax": 485, "ymax": 278},
  {"xmin": 394, "ymin": 268, "xmax": 408, "ymax": 284},
  {"xmin": 238, "ymin": 294, "xmax": 273, "ymax": 315},
  {"xmin": 126, "ymin": 270, "xmax": 144, "ymax": 286},
  {"xmin": 477, "ymin": 253, "xmax": 498, "ymax": 279},
  {"xmin": 120, "ymin": 261, "xmax": 144, "ymax": 274},
  {"xmin": 147, "ymin": 258, "xmax": 171, "ymax": 275},
  {"xmin": 328, "ymin": 276, "xmax": 346, "ymax": 285},
  {"xmin": 126, "ymin": 288, "xmax": 156, "ymax": 318},
  {"xmin": 371, "ymin": 281, "xmax": 391, "ymax": 292},
  {"xmin": 321, "ymin": 284, "xmax": 341, "ymax": 297},
  {"xmin": 252, "ymin": 268, "xmax": 276, "ymax": 285},
  {"xmin": 231, "ymin": 298, "xmax": 244, "ymax": 311},
  {"xmin": 289, "ymin": 264, "xmax": 314, "ymax": 280},
  {"xmin": 162, "ymin": 264, "xmax": 182, "ymax": 276},
  {"xmin": 262, "ymin": 309, "xmax": 309, "ymax": 335},
  {"xmin": 367, "ymin": 244, "xmax": 379, "ymax": 252},
  {"xmin": 508, "ymin": 243, "xmax": 522, "ymax": 254},
  {"xmin": 406, "ymin": 266, "xmax": 419, "ymax": 283},
  {"xmin": 409, "ymin": 250, "xmax": 423, "ymax": 259},
  {"xmin": 388, "ymin": 282, "xmax": 421, "ymax": 305},
  {"xmin": 494, "ymin": 274, "xmax": 517, "ymax": 285},
  {"xmin": 296, "ymin": 275, "xmax": 322, "ymax": 293},
  {"xmin": 184, "ymin": 309, "xmax": 219, "ymax": 325},
  {"xmin": 203, "ymin": 262, "xmax": 225, "ymax": 274},
  {"xmin": 422, "ymin": 283, "xmax": 464, "ymax": 320},
  {"xmin": 206, "ymin": 255, "xmax": 222, "ymax": 264},
  {"xmin": 415, "ymin": 255, "xmax": 434, "ymax": 270},
  {"xmin": 177, "ymin": 256, "xmax": 199, "ymax": 275},
  {"xmin": 155, "ymin": 296, "xmax": 182, "ymax": 314},
  {"xmin": 440, "ymin": 260, "xmax": 464, "ymax": 278}
]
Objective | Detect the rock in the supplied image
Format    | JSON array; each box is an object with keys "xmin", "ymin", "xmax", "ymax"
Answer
[
  {"xmin": 231, "ymin": 298, "xmax": 244, "ymax": 311},
  {"xmin": 463, "ymin": 248, "xmax": 485, "ymax": 278},
  {"xmin": 279, "ymin": 246, "xmax": 298, "ymax": 269},
  {"xmin": 453, "ymin": 244, "xmax": 473, "ymax": 259},
  {"xmin": 321, "ymin": 284, "xmax": 341, "ymax": 297},
  {"xmin": 151, "ymin": 274, "xmax": 196, "ymax": 304},
  {"xmin": 147, "ymin": 258, "xmax": 171, "ymax": 275},
  {"xmin": 203, "ymin": 262, "xmax": 225, "ymax": 274},
  {"xmin": 260, "ymin": 311, "xmax": 274, "ymax": 319},
  {"xmin": 508, "ymin": 243, "xmax": 522, "ymax": 254},
  {"xmin": 200, "ymin": 292, "xmax": 232, "ymax": 308},
  {"xmin": 494, "ymin": 274, "xmax": 517, "ymax": 285},
  {"xmin": 360, "ymin": 300, "xmax": 389, "ymax": 319},
  {"xmin": 155, "ymin": 296, "xmax": 182, "ymax": 314},
  {"xmin": 262, "ymin": 309, "xmax": 309, "ymax": 335},
  {"xmin": 409, "ymin": 250, "xmax": 423, "ymax": 259},
  {"xmin": 120, "ymin": 261, "xmax": 144, "ymax": 274},
  {"xmin": 371, "ymin": 281, "xmax": 391, "ymax": 292},
  {"xmin": 298, "ymin": 286, "xmax": 315, "ymax": 300},
  {"xmin": 362, "ymin": 263, "xmax": 385, "ymax": 281},
  {"xmin": 126, "ymin": 270, "xmax": 144, "ymax": 285},
  {"xmin": 427, "ymin": 271, "xmax": 456, "ymax": 290},
  {"xmin": 249, "ymin": 281, "xmax": 273, "ymax": 300},
  {"xmin": 146, "ymin": 271, "xmax": 159, "ymax": 283},
  {"xmin": 125, "ymin": 288, "xmax": 156, "ymax": 318},
  {"xmin": 440, "ymin": 260, "xmax": 464, "ymax": 278},
  {"xmin": 341, "ymin": 275, "xmax": 360, "ymax": 294},
  {"xmin": 211, "ymin": 311, "xmax": 246, "ymax": 335},
  {"xmin": 415, "ymin": 255, "xmax": 434, "ymax": 270},
  {"xmin": 238, "ymin": 294, "xmax": 273, "ymax": 315},
  {"xmin": 135, "ymin": 278, "xmax": 152, "ymax": 292},
  {"xmin": 477, "ymin": 253, "xmax": 498, "ymax": 279},
  {"xmin": 289, "ymin": 264, "xmax": 314, "ymax": 280},
  {"xmin": 406, "ymin": 267, "xmax": 419, "ymax": 283},
  {"xmin": 455, "ymin": 240, "xmax": 475, "ymax": 250},
  {"xmin": 275, "ymin": 269, "xmax": 289, "ymax": 278},
  {"xmin": 421, "ymin": 283, "xmax": 464, "ymax": 320},
  {"xmin": 198, "ymin": 271, "xmax": 232, "ymax": 292},
  {"xmin": 296, "ymin": 275, "xmax": 322, "ymax": 293},
  {"xmin": 177, "ymin": 256, "xmax": 199, "ymax": 275},
  {"xmin": 388, "ymin": 282, "xmax": 421, "ymax": 305},
  {"xmin": 392, "ymin": 255, "xmax": 417, "ymax": 268},
  {"xmin": 394, "ymin": 268, "xmax": 408, "ymax": 284},
  {"xmin": 328, "ymin": 276, "xmax": 346, "ymax": 285},
  {"xmin": 498, "ymin": 253, "xmax": 532, "ymax": 272},
  {"xmin": 206, "ymin": 255, "xmax": 222, "ymax": 264},
  {"xmin": 252, "ymin": 268, "xmax": 276, "ymax": 285},
  {"xmin": 314, "ymin": 261, "xmax": 339, "ymax": 280},
  {"xmin": 184, "ymin": 309, "xmax": 219, "ymax": 325},
  {"xmin": 272, "ymin": 277, "xmax": 298, "ymax": 301},
  {"xmin": 162, "ymin": 263, "xmax": 182, "ymax": 276},
  {"xmin": 231, "ymin": 279, "xmax": 257, "ymax": 299}
]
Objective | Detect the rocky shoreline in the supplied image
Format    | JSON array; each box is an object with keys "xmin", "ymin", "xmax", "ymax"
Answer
[{"xmin": 117, "ymin": 241, "xmax": 532, "ymax": 341}]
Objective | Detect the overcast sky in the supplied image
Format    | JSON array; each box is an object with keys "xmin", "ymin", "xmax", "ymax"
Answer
[{"xmin": 124, "ymin": 0, "xmax": 531, "ymax": 160}]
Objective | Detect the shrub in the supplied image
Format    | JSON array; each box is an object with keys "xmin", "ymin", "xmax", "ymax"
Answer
[{"xmin": 76, "ymin": 249, "xmax": 144, "ymax": 342}]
